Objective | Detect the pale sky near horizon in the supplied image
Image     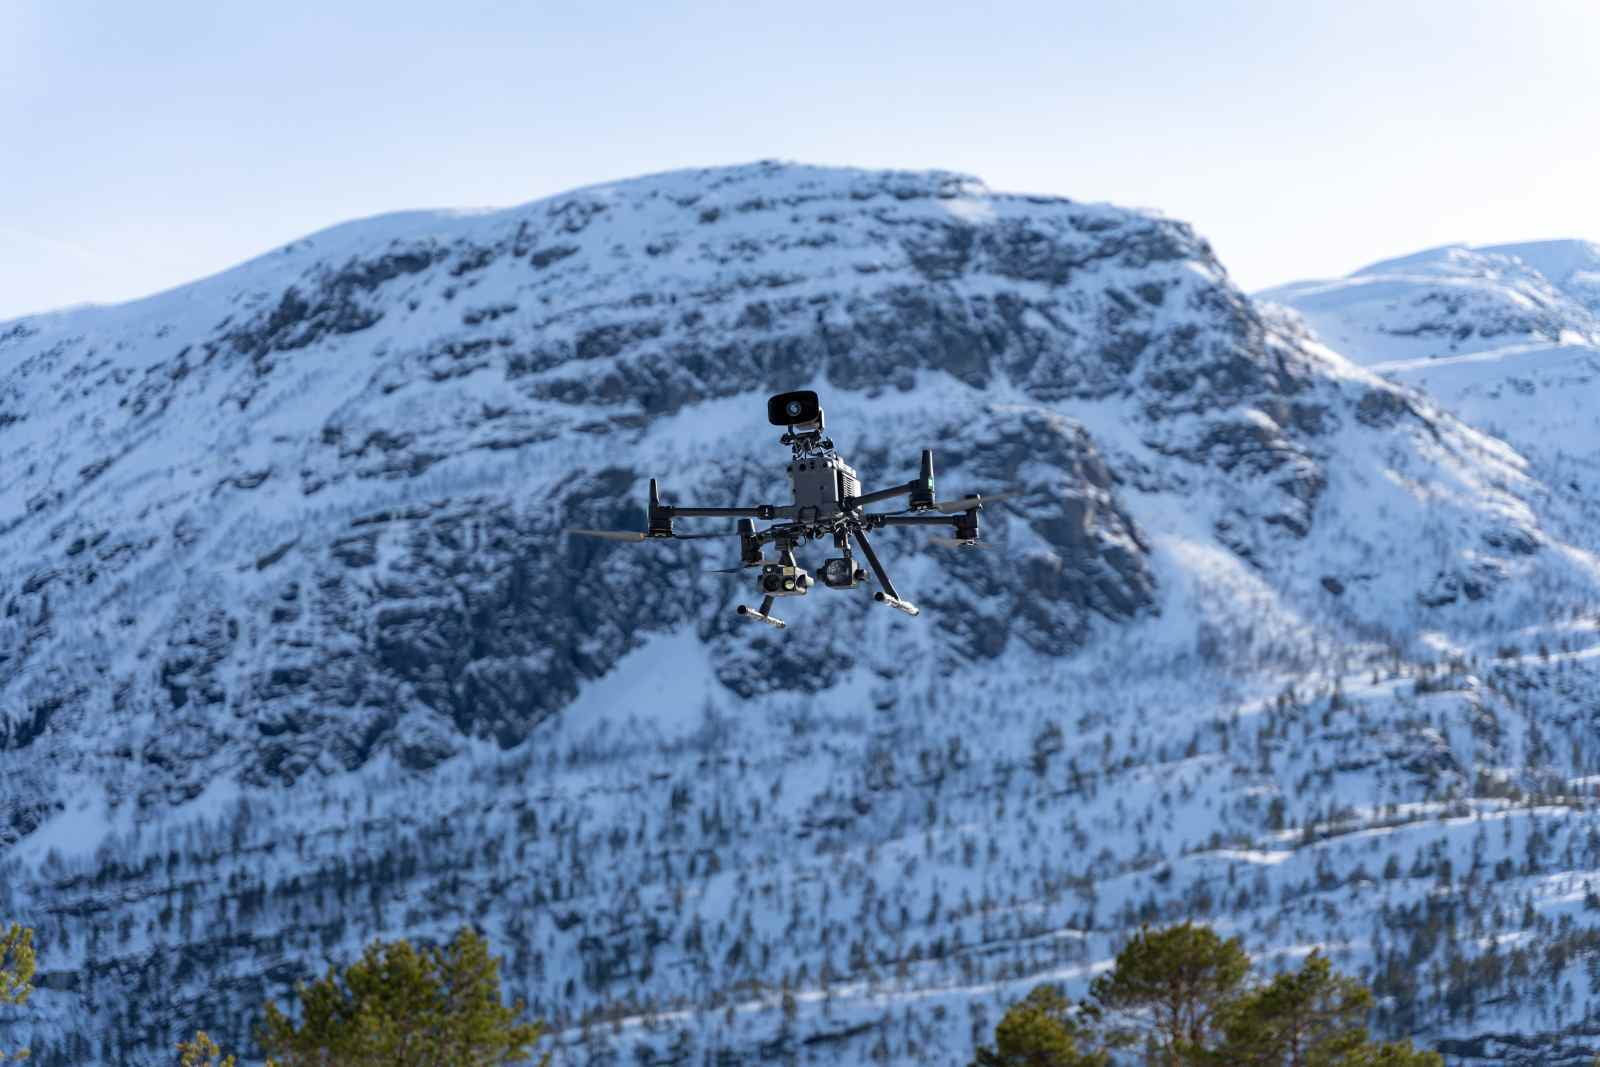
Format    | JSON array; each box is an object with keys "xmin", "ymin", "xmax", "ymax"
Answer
[{"xmin": 2, "ymin": 0, "xmax": 1597, "ymax": 322}]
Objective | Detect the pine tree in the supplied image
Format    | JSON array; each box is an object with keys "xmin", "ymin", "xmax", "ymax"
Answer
[
  {"xmin": 1336, "ymin": 1040, "xmax": 1443, "ymax": 1066},
  {"xmin": 258, "ymin": 927, "xmax": 550, "ymax": 1066},
  {"xmin": 983, "ymin": 923, "xmax": 1447, "ymax": 1066},
  {"xmin": 969, "ymin": 985, "xmax": 1108, "ymax": 1067},
  {"xmin": 1209, "ymin": 952, "xmax": 1370, "ymax": 1066},
  {"xmin": 1085, "ymin": 922, "xmax": 1250, "ymax": 1065},
  {"xmin": 1, "ymin": 922, "xmax": 35, "ymax": 1063}
]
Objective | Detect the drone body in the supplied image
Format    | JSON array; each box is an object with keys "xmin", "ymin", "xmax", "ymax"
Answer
[{"xmin": 566, "ymin": 391, "xmax": 1008, "ymax": 629}]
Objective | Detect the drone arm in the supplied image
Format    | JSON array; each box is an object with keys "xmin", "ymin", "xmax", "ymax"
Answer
[
  {"xmin": 660, "ymin": 505, "xmax": 780, "ymax": 519},
  {"xmin": 852, "ymin": 527, "xmax": 899, "ymax": 601},
  {"xmin": 849, "ymin": 449, "xmax": 937, "ymax": 512},
  {"xmin": 847, "ymin": 481, "xmax": 918, "ymax": 510},
  {"xmin": 854, "ymin": 528, "xmax": 920, "ymax": 616},
  {"xmin": 869, "ymin": 515, "xmax": 960, "ymax": 529}
]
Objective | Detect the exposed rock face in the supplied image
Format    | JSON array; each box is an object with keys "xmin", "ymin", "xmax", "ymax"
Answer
[{"xmin": 3, "ymin": 164, "xmax": 1599, "ymax": 1066}]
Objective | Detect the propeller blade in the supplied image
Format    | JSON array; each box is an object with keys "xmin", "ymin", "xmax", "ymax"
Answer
[
  {"xmin": 566, "ymin": 528, "xmax": 742, "ymax": 542},
  {"xmin": 929, "ymin": 537, "xmax": 1000, "ymax": 549},
  {"xmin": 934, "ymin": 489, "xmax": 1024, "ymax": 514},
  {"xmin": 564, "ymin": 528, "xmax": 648, "ymax": 542}
]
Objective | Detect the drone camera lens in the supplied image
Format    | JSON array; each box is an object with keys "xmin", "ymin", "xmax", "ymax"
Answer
[{"xmin": 786, "ymin": 400, "xmax": 803, "ymax": 417}]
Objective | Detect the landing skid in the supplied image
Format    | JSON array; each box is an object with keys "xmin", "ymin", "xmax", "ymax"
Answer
[{"xmin": 736, "ymin": 595, "xmax": 786, "ymax": 629}]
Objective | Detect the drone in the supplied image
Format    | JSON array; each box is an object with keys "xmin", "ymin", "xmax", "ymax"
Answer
[{"xmin": 564, "ymin": 390, "xmax": 1013, "ymax": 629}]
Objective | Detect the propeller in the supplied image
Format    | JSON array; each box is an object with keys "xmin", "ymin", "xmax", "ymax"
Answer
[
  {"xmin": 564, "ymin": 529, "xmax": 740, "ymax": 542},
  {"xmin": 931, "ymin": 489, "xmax": 1025, "ymax": 514},
  {"xmin": 929, "ymin": 537, "xmax": 1000, "ymax": 549},
  {"xmin": 564, "ymin": 528, "xmax": 647, "ymax": 542},
  {"xmin": 881, "ymin": 488, "xmax": 1025, "ymax": 517}
]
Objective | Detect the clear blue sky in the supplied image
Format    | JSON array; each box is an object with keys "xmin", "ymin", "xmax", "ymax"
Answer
[{"xmin": 3, "ymin": 0, "xmax": 1597, "ymax": 321}]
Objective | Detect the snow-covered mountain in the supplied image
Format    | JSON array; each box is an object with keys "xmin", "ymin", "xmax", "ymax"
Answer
[
  {"xmin": 1257, "ymin": 241, "xmax": 1600, "ymax": 366},
  {"xmin": 1258, "ymin": 240, "xmax": 1600, "ymax": 571},
  {"xmin": 4, "ymin": 163, "xmax": 1600, "ymax": 1065}
]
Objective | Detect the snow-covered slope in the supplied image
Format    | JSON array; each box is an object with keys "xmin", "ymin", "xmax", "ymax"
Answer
[
  {"xmin": 1257, "ymin": 240, "xmax": 1600, "ymax": 366},
  {"xmin": 1258, "ymin": 240, "xmax": 1600, "ymax": 561},
  {"xmin": 4, "ymin": 164, "xmax": 1600, "ymax": 1065}
]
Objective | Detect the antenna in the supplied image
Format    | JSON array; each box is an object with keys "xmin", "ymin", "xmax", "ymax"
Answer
[{"xmin": 909, "ymin": 449, "xmax": 935, "ymax": 510}]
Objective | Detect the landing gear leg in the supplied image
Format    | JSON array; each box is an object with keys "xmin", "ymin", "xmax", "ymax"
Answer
[
  {"xmin": 853, "ymin": 528, "xmax": 919, "ymax": 617},
  {"xmin": 736, "ymin": 595, "xmax": 786, "ymax": 629}
]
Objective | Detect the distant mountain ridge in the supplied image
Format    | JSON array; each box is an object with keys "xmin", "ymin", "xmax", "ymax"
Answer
[
  {"xmin": 1256, "ymin": 239, "xmax": 1600, "ymax": 364},
  {"xmin": 1257, "ymin": 239, "xmax": 1600, "ymax": 553},
  {"xmin": 3, "ymin": 164, "xmax": 1600, "ymax": 1065},
  {"xmin": 1355, "ymin": 239, "xmax": 1600, "ymax": 310}
]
